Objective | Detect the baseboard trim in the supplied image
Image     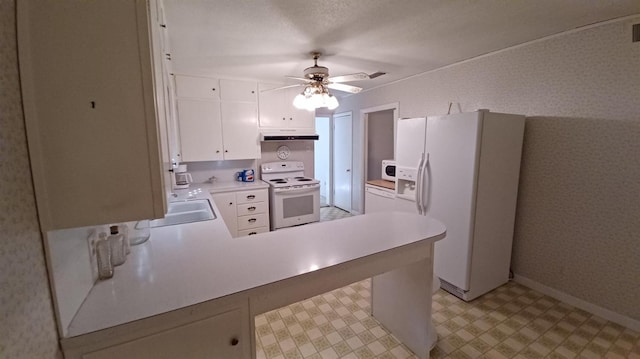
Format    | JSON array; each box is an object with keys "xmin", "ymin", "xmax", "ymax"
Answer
[
  {"xmin": 513, "ymin": 274, "xmax": 640, "ymax": 332},
  {"xmin": 350, "ymin": 210, "xmax": 362, "ymax": 215}
]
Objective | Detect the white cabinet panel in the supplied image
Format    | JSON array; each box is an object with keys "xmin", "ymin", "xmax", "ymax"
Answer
[
  {"xmin": 212, "ymin": 192, "xmax": 238, "ymax": 238},
  {"xmin": 220, "ymin": 79, "xmax": 257, "ymax": 102},
  {"xmin": 220, "ymin": 102, "xmax": 260, "ymax": 160},
  {"xmin": 83, "ymin": 309, "xmax": 244, "ymax": 359},
  {"xmin": 176, "ymin": 99, "xmax": 223, "ymax": 162},
  {"xmin": 18, "ymin": 0, "xmax": 165, "ymax": 230},
  {"xmin": 175, "ymin": 75, "xmax": 220, "ymax": 100},
  {"xmin": 258, "ymin": 83, "xmax": 314, "ymax": 129}
]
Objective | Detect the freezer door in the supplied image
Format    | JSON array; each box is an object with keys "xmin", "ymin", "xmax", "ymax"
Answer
[
  {"xmin": 424, "ymin": 112, "xmax": 482, "ymax": 291},
  {"xmin": 395, "ymin": 118, "xmax": 426, "ymax": 169}
]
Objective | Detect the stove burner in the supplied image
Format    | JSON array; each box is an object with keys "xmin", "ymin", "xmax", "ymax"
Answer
[
  {"xmin": 296, "ymin": 178, "xmax": 312, "ymax": 182},
  {"xmin": 294, "ymin": 176, "xmax": 305, "ymax": 179},
  {"xmin": 270, "ymin": 178, "xmax": 285, "ymax": 182}
]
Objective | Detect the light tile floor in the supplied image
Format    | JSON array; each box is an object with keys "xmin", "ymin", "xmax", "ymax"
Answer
[
  {"xmin": 255, "ymin": 209, "xmax": 640, "ymax": 358},
  {"xmin": 255, "ymin": 280, "xmax": 640, "ymax": 359}
]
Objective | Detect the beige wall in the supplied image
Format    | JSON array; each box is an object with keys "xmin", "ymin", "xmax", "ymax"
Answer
[
  {"xmin": 339, "ymin": 17, "xmax": 640, "ymax": 321},
  {"xmin": 0, "ymin": 0, "xmax": 61, "ymax": 357}
]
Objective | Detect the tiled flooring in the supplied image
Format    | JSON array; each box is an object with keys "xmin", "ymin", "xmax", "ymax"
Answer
[
  {"xmin": 320, "ymin": 206, "xmax": 353, "ymax": 222},
  {"xmin": 255, "ymin": 280, "xmax": 640, "ymax": 359},
  {"xmin": 255, "ymin": 209, "xmax": 640, "ymax": 358}
]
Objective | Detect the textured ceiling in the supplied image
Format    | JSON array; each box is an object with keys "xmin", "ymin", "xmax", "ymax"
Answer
[{"xmin": 164, "ymin": 0, "xmax": 639, "ymax": 95}]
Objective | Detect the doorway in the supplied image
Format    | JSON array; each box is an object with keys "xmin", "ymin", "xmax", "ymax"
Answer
[{"xmin": 314, "ymin": 112, "xmax": 353, "ymax": 214}]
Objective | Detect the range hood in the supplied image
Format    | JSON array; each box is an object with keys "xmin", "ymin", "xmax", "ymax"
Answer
[{"xmin": 260, "ymin": 129, "xmax": 319, "ymax": 141}]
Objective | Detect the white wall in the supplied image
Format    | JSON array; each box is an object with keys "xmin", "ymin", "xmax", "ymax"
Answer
[
  {"xmin": 0, "ymin": 1, "xmax": 61, "ymax": 356},
  {"xmin": 366, "ymin": 110, "xmax": 394, "ymax": 181},
  {"xmin": 314, "ymin": 117, "xmax": 331, "ymax": 201},
  {"xmin": 338, "ymin": 17, "xmax": 640, "ymax": 322}
]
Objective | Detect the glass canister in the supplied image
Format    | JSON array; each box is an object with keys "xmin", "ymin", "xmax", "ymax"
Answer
[
  {"xmin": 96, "ymin": 232, "xmax": 113, "ymax": 279},
  {"xmin": 108, "ymin": 225, "xmax": 126, "ymax": 266},
  {"xmin": 130, "ymin": 219, "xmax": 151, "ymax": 245}
]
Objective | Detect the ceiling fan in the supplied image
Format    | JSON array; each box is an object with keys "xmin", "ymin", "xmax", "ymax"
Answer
[
  {"xmin": 267, "ymin": 52, "xmax": 386, "ymax": 110},
  {"xmin": 284, "ymin": 51, "xmax": 385, "ymax": 94}
]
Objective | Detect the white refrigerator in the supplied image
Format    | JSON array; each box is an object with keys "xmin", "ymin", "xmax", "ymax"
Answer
[{"xmin": 393, "ymin": 110, "xmax": 525, "ymax": 301}]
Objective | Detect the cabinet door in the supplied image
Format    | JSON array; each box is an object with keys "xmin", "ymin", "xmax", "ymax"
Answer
[
  {"xmin": 174, "ymin": 75, "xmax": 220, "ymax": 100},
  {"xmin": 220, "ymin": 79, "xmax": 257, "ymax": 102},
  {"xmin": 258, "ymin": 83, "xmax": 287, "ymax": 128},
  {"xmin": 18, "ymin": 0, "xmax": 166, "ymax": 230},
  {"xmin": 220, "ymin": 102, "xmax": 260, "ymax": 160},
  {"xmin": 83, "ymin": 309, "xmax": 245, "ymax": 359},
  {"xmin": 212, "ymin": 192, "xmax": 238, "ymax": 237},
  {"xmin": 176, "ymin": 99, "xmax": 223, "ymax": 161},
  {"xmin": 284, "ymin": 87, "xmax": 315, "ymax": 129}
]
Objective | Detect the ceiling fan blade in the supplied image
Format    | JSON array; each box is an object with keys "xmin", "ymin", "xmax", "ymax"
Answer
[
  {"xmin": 328, "ymin": 72, "xmax": 370, "ymax": 83},
  {"xmin": 285, "ymin": 76, "xmax": 311, "ymax": 82},
  {"xmin": 327, "ymin": 83, "xmax": 362, "ymax": 94},
  {"xmin": 260, "ymin": 84, "xmax": 304, "ymax": 93}
]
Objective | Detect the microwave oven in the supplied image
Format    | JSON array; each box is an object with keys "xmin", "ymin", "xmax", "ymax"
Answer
[{"xmin": 381, "ymin": 160, "xmax": 396, "ymax": 181}]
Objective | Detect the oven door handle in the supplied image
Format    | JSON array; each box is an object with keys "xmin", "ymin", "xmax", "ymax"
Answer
[{"xmin": 273, "ymin": 187, "xmax": 319, "ymax": 194}]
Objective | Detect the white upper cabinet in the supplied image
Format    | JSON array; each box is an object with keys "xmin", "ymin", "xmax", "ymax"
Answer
[
  {"xmin": 174, "ymin": 76, "xmax": 260, "ymax": 161},
  {"xmin": 176, "ymin": 100, "xmax": 224, "ymax": 161},
  {"xmin": 258, "ymin": 83, "xmax": 315, "ymax": 129},
  {"xmin": 18, "ymin": 0, "xmax": 166, "ymax": 230},
  {"xmin": 175, "ymin": 76, "xmax": 220, "ymax": 100}
]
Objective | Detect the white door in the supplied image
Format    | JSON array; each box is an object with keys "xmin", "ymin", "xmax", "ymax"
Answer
[
  {"xmin": 314, "ymin": 117, "xmax": 331, "ymax": 207},
  {"xmin": 333, "ymin": 112, "xmax": 352, "ymax": 212}
]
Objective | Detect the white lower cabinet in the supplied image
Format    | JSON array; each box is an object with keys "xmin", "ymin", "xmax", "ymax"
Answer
[
  {"xmin": 212, "ymin": 188, "xmax": 270, "ymax": 238},
  {"xmin": 83, "ymin": 309, "xmax": 245, "ymax": 359}
]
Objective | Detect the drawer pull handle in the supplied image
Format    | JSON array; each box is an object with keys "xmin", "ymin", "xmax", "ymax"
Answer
[
  {"xmin": 230, "ymin": 337, "xmax": 239, "ymax": 346},
  {"xmin": 248, "ymin": 232, "xmax": 257, "ymax": 235},
  {"xmin": 246, "ymin": 195, "xmax": 255, "ymax": 200},
  {"xmin": 248, "ymin": 218, "xmax": 257, "ymax": 223},
  {"xmin": 248, "ymin": 206, "xmax": 256, "ymax": 211}
]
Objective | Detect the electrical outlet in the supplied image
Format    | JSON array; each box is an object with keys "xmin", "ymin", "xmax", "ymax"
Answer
[{"xmin": 87, "ymin": 229, "xmax": 99, "ymax": 282}]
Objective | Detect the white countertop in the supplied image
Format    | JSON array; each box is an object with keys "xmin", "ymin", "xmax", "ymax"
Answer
[
  {"xmin": 191, "ymin": 181, "xmax": 269, "ymax": 194},
  {"xmin": 66, "ymin": 204, "xmax": 446, "ymax": 337}
]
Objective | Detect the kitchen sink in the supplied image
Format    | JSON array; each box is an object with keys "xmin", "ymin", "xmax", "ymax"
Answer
[{"xmin": 150, "ymin": 199, "xmax": 216, "ymax": 228}]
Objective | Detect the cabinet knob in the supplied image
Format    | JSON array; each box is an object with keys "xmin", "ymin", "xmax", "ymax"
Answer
[
  {"xmin": 212, "ymin": 88, "xmax": 216, "ymax": 91},
  {"xmin": 216, "ymin": 150, "xmax": 220, "ymax": 153},
  {"xmin": 289, "ymin": 117, "xmax": 293, "ymax": 121},
  {"xmin": 230, "ymin": 337, "xmax": 239, "ymax": 346},
  {"xmin": 282, "ymin": 117, "xmax": 286, "ymax": 121},
  {"xmin": 228, "ymin": 202, "xmax": 233, "ymax": 206},
  {"xmin": 225, "ymin": 150, "xmax": 228, "ymax": 153}
]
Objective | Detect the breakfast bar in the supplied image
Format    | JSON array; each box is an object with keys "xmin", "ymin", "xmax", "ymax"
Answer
[{"xmin": 60, "ymin": 207, "xmax": 446, "ymax": 359}]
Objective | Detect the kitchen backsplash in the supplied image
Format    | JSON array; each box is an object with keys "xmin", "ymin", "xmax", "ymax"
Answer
[
  {"xmin": 259, "ymin": 141, "xmax": 315, "ymax": 178},
  {"xmin": 182, "ymin": 159, "xmax": 257, "ymax": 183}
]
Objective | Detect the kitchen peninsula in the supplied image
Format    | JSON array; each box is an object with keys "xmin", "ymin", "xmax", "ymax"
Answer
[{"xmin": 60, "ymin": 195, "xmax": 446, "ymax": 359}]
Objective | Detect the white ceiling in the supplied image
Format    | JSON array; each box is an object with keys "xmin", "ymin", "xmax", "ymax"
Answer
[{"xmin": 164, "ymin": 1, "xmax": 639, "ymax": 95}]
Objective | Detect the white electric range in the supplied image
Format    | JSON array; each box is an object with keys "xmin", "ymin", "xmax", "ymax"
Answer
[{"xmin": 261, "ymin": 161, "xmax": 320, "ymax": 230}]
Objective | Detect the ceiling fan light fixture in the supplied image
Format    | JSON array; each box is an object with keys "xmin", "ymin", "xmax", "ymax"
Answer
[{"xmin": 292, "ymin": 84, "xmax": 340, "ymax": 111}]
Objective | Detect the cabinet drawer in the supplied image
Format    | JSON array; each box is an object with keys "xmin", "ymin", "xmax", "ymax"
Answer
[
  {"xmin": 236, "ymin": 201, "xmax": 267, "ymax": 216},
  {"xmin": 175, "ymin": 75, "xmax": 220, "ymax": 99},
  {"xmin": 237, "ymin": 226, "xmax": 269, "ymax": 237},
  {"xmin": 235, "ymin": 189, "xmax": 267, "ymax": 204},
  {"xmin": 237, "ymin": 213, "xmax": 269, "ymax": 230}
]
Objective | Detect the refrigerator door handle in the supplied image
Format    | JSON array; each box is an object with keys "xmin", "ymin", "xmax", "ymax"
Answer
[
  {"xmin": 421, "ymin": 153, "xmax": 430, "ymax": 214},
  {"xmin": 415, "ymin": 153, "xmax": 425, "ymax": 214}
]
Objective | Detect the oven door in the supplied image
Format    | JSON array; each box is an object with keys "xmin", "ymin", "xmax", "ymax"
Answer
[{"xmin": 271, "ymin": 186, "xmax": 320, "ymax": 229}]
